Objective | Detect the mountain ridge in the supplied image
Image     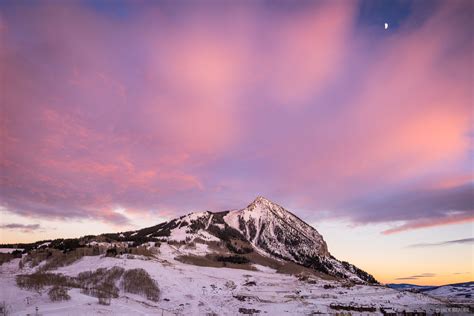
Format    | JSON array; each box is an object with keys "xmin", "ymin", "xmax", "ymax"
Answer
[
  {"xmin": 1, "ymin": 197, "xmax": 378, "ymax": 284},
  {"xmin": 123, "ymin": 196, "xmax": 378, "ymax": 284},
  {"xmin": 3, "ymin": 197, "xmax": 472, "ymax": 315}
]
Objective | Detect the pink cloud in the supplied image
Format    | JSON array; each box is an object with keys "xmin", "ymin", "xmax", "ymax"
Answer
[
  {"xmin": 261, "ymin": 1, "xmax": 472, "ymax": 208},
  {"xmin": 382, "ymin": 213, "xmax": 474, "ymax": 235},
  {"xmin": 263, "ymin": 2, "xmax": 357, "ymax": 106},
  {"xmin": 0, "ymin": 1, "xmax": 471, "ymax": 234}
]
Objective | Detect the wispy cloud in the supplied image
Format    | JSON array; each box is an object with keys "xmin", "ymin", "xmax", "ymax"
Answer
[
  {"xmin": 0, "ymin": 0, "xmax": 471, "ymax": 234},
  {"xmin": 407, "ymin": 238, "xmax": 474, "ymax": 248},
  {"xmin": 395, "ymin": 273, "xmax": 436, "ymax": 280},
  {"xmin": 0, "ymin": 223, "xmax": 41, "ymax": 232}
]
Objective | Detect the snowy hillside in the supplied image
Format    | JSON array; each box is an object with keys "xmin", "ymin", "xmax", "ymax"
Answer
[{"xmin": 1, "ymin": 243, "xmax": 471, "ymax": 315}]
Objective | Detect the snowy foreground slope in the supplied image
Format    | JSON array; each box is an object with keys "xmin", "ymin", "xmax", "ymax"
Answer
[
  {"xmin": 1, "ymin": 244, "xmax": 470, "ymax": 315},
  {"xmin": 0, "ymin": 197, "xmax": 472, "ymax": 315}
]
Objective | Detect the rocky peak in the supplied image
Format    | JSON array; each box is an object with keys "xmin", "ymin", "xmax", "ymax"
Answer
[
  {"xmin": 128, "ymin": 196, "xmax": 378, "ymax": 284},
  {"xmin": 247, "ymin": 196, "xmax": 273, "ymax": 209}
]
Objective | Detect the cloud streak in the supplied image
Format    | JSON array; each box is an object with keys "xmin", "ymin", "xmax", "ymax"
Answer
[
  {"xmin": 396, "ymin": 273, "xmax": 437, "ymax": 280},
  {"xmin": 407, "ymin": 238, "xmax": 474, "ymax": 248},
  {"xmin": 0, "ymin": 223, "xmax": 41, "ymax": 232}
]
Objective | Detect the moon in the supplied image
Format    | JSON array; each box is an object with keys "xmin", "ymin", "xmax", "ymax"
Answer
[{"xmin": 384, "ymin": 23, "xmax": 389, "ymax": 30}]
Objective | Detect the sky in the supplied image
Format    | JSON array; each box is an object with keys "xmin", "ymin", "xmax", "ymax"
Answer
[{"xmin": 0, "ymin": 0, "xmax": 472, "ymax": 285}]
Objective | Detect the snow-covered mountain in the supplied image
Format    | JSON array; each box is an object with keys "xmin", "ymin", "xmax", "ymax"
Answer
[
  {"xmin": 120, "ymin": 196, "xmax": 377, "ymax": 284},
  {"xmin": 426, "ymin": 282, "xmax": 474, "ymax": 302},
  {"xmin": 1, "ymin": 197, "xmax": 472, "ymax": 315},
  {"xmin": 224, "ymin": 196, "xmax": 329, "ymax": 259},
  {"xmin": 388, "ymin": 282, "xmax": 474, "ymax": 303}
]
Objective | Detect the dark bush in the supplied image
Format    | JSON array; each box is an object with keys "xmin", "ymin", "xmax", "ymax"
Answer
[
  {"xmin": 188, "ymin": 216, "xmax": 208, "ymax": 232},
  {"xmin": 239, "ymin": 307, "xmax": 261, "ymax": 314},
  {"xmin": 11, "ymin": 250, "xmax": 22, "ymax": 258},
  {"xmin": 48, "ymin": 286, "xmax": 70, "ymax": 301},
  {"xmin": 0, "ymin": 254, "xmax": 14, "ymax": 266},
  {"xmin": 47, "ymin": 238, "xmax": 81, "ymax": 252},
  {"xmin": 0, "ymin": 301, "xmax": 10, "ymax": 316},
  {"xmin": 207, "ymin": 224, "xmax": 245, "ymax": 242},
  {"xmin": 106, "ymin": 248, "xmax": 118, "ymax": 257}
]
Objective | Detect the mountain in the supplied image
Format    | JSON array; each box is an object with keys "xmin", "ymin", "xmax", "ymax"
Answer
[
  {"xmin": 388, "ymin": 282, "xmax": 474, "ymax": 302},
  {"xmin": 1, "ymin": 197, "xmax": 471, "ymax": 315},
  {"xmin": 113, "ymin": 196, "xmax": 377, "ymax": 284},
  {"xmin": 426, "ymin": 282, "xmax": 474, "ymax": 301},
  {"xmin": 387, "ymin": 283, "xmax": 438, "ymax": 291}
]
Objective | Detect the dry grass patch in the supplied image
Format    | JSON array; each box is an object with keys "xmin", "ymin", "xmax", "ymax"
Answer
[
  {"xmin": 176, "ymin": 254, "xmax": 256, "ymax": 271},
  {"xmin": 277, "ymin": 261, "xmax": 336, "ymax": 281},
  {"xmin": 176, "ymin": 255, "xmax": 223, "ymax": 268},
  {"xmin": 216, "ymin": 255, "xmax": 249, "ymax": 264}
]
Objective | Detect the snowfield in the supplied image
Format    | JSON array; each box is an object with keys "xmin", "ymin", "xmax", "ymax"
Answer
[{"xmin": 0, "ymin": 243, "xmax": 469, "ymax": 315}]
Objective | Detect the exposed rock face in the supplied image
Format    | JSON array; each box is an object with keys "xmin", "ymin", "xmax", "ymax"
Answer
[{"xmin": 223, "ymin": 196, "xmax": 329, "ymax": 261}]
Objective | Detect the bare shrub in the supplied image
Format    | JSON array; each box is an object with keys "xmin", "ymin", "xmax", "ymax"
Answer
[
  {"xmin": 16, "ymin": 273, "xmax": 75, "ymax": 291},
  {"xmin": 22, "ymin": 249, "xmax": 52, "ymax": 267},
  {"xmin": 225, "ymin": 280, "xmax": 237, "ymax": 290},
  {"xmin": 76, "ymin": 267, "xmax": 125, "ymax": 305},
  {"xmin": 77, "ymin": 266, "xmax": 124, "ymax": 299},
  {"xmin": 239, "ymin": 307, "xmax": 261, "ymax": 314},
  {"xmin": 17, "ymin": 266, "xmax": 158, "ymax": 306},
  {"xmin": 97, "ymin": 291, "xmax": 111, "ymax": 305},
  {"xmin": 0, "ymin": 301, "xmax": 10, "ymax": 316},
  {"xmin": 121, "ymin": 268, "xmax": 159, "ymax": 301},
  {"xmin": 48, "ymin": 286, "xmax": 70, "ymax": 302}
]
